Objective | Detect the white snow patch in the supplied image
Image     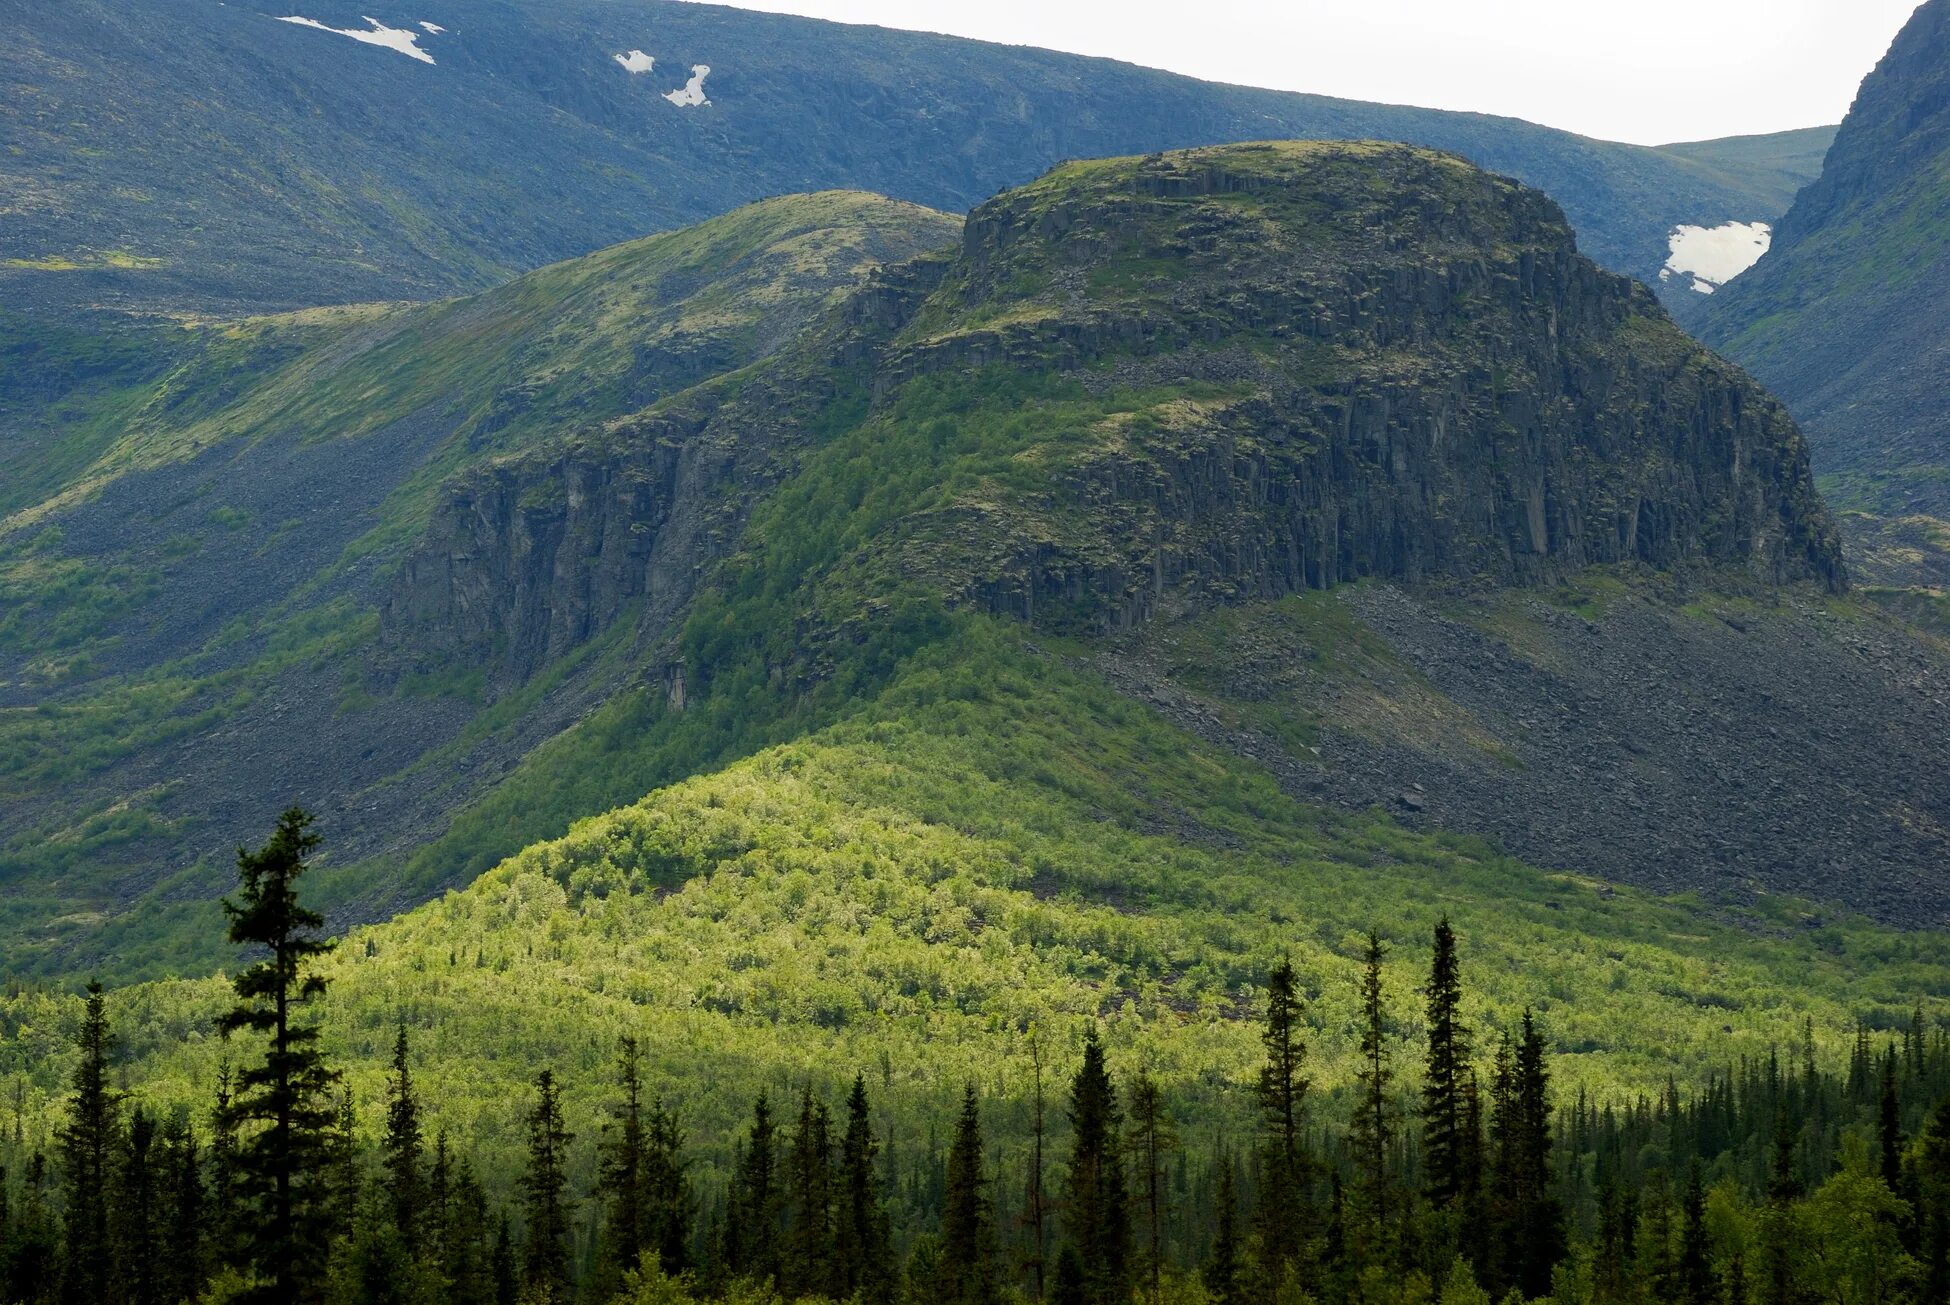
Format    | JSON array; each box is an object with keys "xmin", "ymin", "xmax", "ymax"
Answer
[
  {"xmin": 615, "ymin": 49, "xmax": 655, "ymax": 74},
  {"xmin": 1661, "ymin": 221, "xmax": 1770, "ymax": 295},
  {"xmin": 664, "ymin": 64, "xmax": 711, "ymax": 107},
  {"xmin": 419, "ymin": 21, "xmax": 444, "ymax": 34},
  {"xmin": 276, "ymin": 15, "xmax": 436, "ymax": 63}
]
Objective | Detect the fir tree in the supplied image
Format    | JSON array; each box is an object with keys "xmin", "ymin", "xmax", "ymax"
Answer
[
  {"xmin": 159, "ymin": 1117, "xmax": 208, "ymax": 1305},
  {"xmin": 518, "ymin": 1069, "xmax": 574, "ymax": 1304},
  {"xmin": 56, "ymin": 980, "xmax": 116, "ymax": 1305},
  {"xmin": 1422, "ymin": 918, "xmax": 1473, "ymax": 1212},
  {"xmin": 112, "ymin": 1106, "xmax": 161, "ymax": 1305},
  {"xmin": 936, "ymin": 1084, "xmax": 998, "ymax": 1305},
  {"xmin": 1255, "ymin": 957, "xmax": 1310, "ymax": 1287},
  {"xmin": 784, "ymin": 1087, "xmax": 836, "ymax": 1299},
  {"xmin": 1677, "ymin": 1163, "xmax": 1714, "ymax": 1305},
  {"xmin": 1125, "ymin": 1070, "xmax": 1176, "ymax": 1305},
  {"xmin": 598, "ymin": 1037, "xmax": 649, "ymax": 1282},
  {"xmin": 725, "ymin": 1093, "xmax": 780, "ymax": 1284},
  {"xmin": 1064, "ymin": 1028, "xmax": 1130, "ymax": 1305},
  {"xmin": 835, "ymin": 1074, "xmax": 893, "ymax": 1304},
  {"xmin": 217, "ymin": 807, "xmax": 340, "ymax": 1304},
  {"xmin": 380, "ymin": 1021, "xmax": 424, "ymax": 1253},
  {"xmin": 1349, "ymin": 931, "xmax": 1395, "ymax": 1245},
  {"xmin": 1204, "ymin": 1156, "xmax": 1243, "ymax": 1305},
  {"xmin": 1878, "ymin": 1047, "xmax": 1903, "ymax": 1192}
]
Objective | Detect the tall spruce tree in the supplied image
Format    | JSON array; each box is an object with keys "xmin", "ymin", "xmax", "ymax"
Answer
[
  {"xmin": 1126, "ymin": 1070, "xmax": 1176, "ymax": 1305},
  {"xmin": 1021, "ymin": 1039, "xmax": 1050, "ymax": 1301},
  {"xmin": 1063, "ymin": 1028, "xmax": 1130, "ymax": 1305},
  {"xmin": 836, "ymin": 1074, "xmax": 893, "ymax": 1304},
  {"xmin": 1422, "ymin": 918, "xmax": 1472, "ymax": 1212},
  {"xmin": 1204, "ymin": 1156, "xmax": 1243, "ymax": 1305},
  {"xmin": 519, "ymin": 1070, "xmax": 574, "ymax": 1304},
  {"xmin": 1677, "ymin": 1163, "xmax": 1714, "ymax": 1305},
  {"xmin": 208, "ymin": 1063, "xmax": 243, "ymax": 1274},
  {"xmin": 1349, "ymin": 931, "xmax": 1395, "ymax": 1245},
  {"xmin": 159, "ymin": 1117, "xmax": 208, "ymax": 1305},
  {"xmin": 936, "ymin": 1084, "xmax": 998, "ymax": 1305},
  {"xmin": 725, "ymin": 1093, "xmax": 781, "ymax": 1284},
  {"xmin": 784, "ymin": 1088, "xmax": 836, "ymax": 1299},
  {"xmin": 1255, "ymin": 957, "xmax": 1310, "ymax": 1289},
  {"xmin": 217, "ymin": 807, "xmax": 340, "ymax": 1305},
  {"xmin": 380, "ymin": 1021, "xmax": 424, "ymax": 1253},
  {"xmin": 598, "ymin": 1037, "xmax": 649, "ymax": 1282},
  {"xmin": 56, "ymin": 980, "xmax": 116, "ymax": 1305},
  {"xmin": 1878, "ymin": 1048, "xmax": 1903, "ymax": 1192},
  {"xmin": 112, "ymin": 1106, "xmax": 160, "ymax": 1305}
]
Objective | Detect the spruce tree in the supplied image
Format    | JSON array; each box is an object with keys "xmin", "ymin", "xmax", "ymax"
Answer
[
  {"xmin": 1507, "ymin": 1010, "xmax": 1563, "ymax": 1298},
  {"xmin": 1255, "ymin": 957, "xmax": 1310, "ymax": 1288},
  {"xmin": 56, "ymin": 980, "xmax": 117, "ymax": 1305},
  {"xmin": 1020, "ymin": 1039, "xmax": 1050, "ymax": 1301},
  {"xmin": 209, "ymin": 1064, "xmax": 243, "ymax": 1273},
  {"xmin": 836, "ymin": 1074, "xmax": 893, "ymax": 1304},
  {"xmin": 1422, "ymin": 918, "xmax": 1472, "ymax": 1212},
  {"xmin": 784, "ymin": 1087, "xmax": 836, "ymax": 1299},
  {"xmin": 725, "ymin": 1093, "xmax": 780, "ymax": 1284},
  {"xmin": 936, "ymin": 1084, "xmax": 998, "ymax": 1305},
  {"xmin": 1204, "ymin": 1157, "xmax": 1242, "ymax": 1305},
  {"xmin": 1063, "ymin": 1028, "xmax": 1130, "ymax": 1305},
  {"xmin": 379, "ymin": 1021, "xmax": 424, "ymax": 1253},
  {"xmin": 1677, "ymin": 1163, "xmax": 1714, "ymax": 1305},
  {"xmin": 8, "ymin": 1154, "xmax": 56, "ymax": 1305},
  {"xmin": 159, "ymin": 1117, "xmax": 208, "ymax": 1305},
  {"xmin": 217, "ymin": 806, "xmax": 340, "ymax": 1304},
  {"xmin": 112, "ymin": 1106, "xmax": 161, "ymax": 1305},
  {"xmin": 1878, "ymin": 1047, "xmax": 1903, "ymax": 1192},
  {"xmin": 1349, "ymin": 931, "xmax": 1395, "ymax": 1245},
  {"xmin": 1125, "ymin": 1070, "xmax": 1176, "ymax": 1305},
  {"xmin": 598, "ymin": 1037, "xmax": 649, "ymax": 1281},
  {"xmin": 519, "ymin": 1070, "xmax": 574, "ymax": 1304}
]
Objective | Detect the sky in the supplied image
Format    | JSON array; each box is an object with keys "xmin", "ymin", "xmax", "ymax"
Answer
[{"xmin": 675, "ymin": 0, "xmax": 1920, "ymax": 145}]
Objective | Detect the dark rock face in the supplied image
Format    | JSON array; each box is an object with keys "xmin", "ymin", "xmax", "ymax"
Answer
[
  {"xmin": 893, "ymin": 145, "xmax": 1844, "ymax": 631},
  {"xmin": 388, "ymin": 144, "xmax": 1845, "ymax": 689}
]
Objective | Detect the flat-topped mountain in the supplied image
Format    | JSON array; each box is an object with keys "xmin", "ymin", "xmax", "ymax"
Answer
[{"xmin": 8, "ymin": 144, "xmax": 1947, "ymax": 986}]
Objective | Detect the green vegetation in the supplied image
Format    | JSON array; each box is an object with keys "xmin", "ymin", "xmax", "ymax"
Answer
[{"xmin": 3, "ymin": 802, "xmax": 1945, "ymax": 1305}]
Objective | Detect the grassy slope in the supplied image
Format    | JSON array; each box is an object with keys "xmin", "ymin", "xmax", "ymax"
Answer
[
  {"xmin": 1652, "ymin": 126, "xmax": 1838, "ymax": 215},
  {"xmin": 0, "ymin": 194, "xmax": 962, "ymax": 978},
  {"xmin": 3, "ymin": 614, "xmax": 1941, "ymax": 1185}
]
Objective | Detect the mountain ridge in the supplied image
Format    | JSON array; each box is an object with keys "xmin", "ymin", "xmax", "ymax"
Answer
[{"xmin": 1, "ymin": 0, "xmax": 1827, "ymax": 318}]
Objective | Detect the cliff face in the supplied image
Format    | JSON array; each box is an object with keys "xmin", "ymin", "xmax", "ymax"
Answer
[
  {"xmin": 387, "ymin": 143, "xmax": 1844, "ymax": 679},
  {"xmin": 1706, "ymin": 0, "xmax": 1950, "ymax": 529},
  {"xmin": 883, "ymin": 144, "xmax": 1843, "ymax": 633}
]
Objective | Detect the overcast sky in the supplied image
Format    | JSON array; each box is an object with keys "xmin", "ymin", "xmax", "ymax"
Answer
[{"xmin": 678, "ymin": 0, "xmax": 1919, "ymax": 145}]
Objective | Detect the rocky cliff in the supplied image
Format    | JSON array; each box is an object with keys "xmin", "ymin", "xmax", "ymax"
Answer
[
  {"xmin": 1706, "ymin": 0, "xmax": 1950, "ymax": 552},
  {"xmin": 389, "ymin": 142, "xmax": 1844, "ymax": 686}
]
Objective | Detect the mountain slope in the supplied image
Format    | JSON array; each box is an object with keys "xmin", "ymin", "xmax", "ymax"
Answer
[
  {"xmin": 0, "ymin": 192, "xmax": 960, "ymax": 978},
  {"xmin": 2, "ymin": 0, "xmax": 1814, "ymax": 316},
  {"xmin": 9, "ymin": 143, "xmax": 1946, "ymax": 991},
  {"xmin": 4, "ymin": 615, "xmax": 1942, "ymax": 1185},
  {"xmin": 1705, "ymin": 0, "xmax": 1950, "ymax": 581}
]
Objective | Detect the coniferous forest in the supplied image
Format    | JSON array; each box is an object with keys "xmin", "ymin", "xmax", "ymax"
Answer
[{"xmin": 3, "ymin": 812, "xmax": 1946, "ymax": 1305}]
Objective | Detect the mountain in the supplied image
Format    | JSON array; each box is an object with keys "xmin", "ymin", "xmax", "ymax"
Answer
[
  {"xmin": 0, "ymin": 190, "xmax": 961, "ymax": 976},
  {"xmin": 2, "ymin": 145, "xmax": 1945, "ymax": 1167},
  {"xmin": 2, "ymin": 0, "xmax": 1821, "ymax": 317},
  {"xmin": 1704, "ymin": 0, "xmax": 1950, "ymax": 584},
  {"xmin": 10, "ymin": 141, "xmax": 1950, "ymax": 991}
]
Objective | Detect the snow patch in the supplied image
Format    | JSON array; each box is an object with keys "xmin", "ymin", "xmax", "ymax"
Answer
[
  {"xmin": 664, "ymin": 64, "xmax": 711, "ymax": 107},
  {"xmin": 276, "ymin": 15, "xmax": 436, "ymax": 63},
  {"xmin": 1661, "ymin": 221, "xmax": 1770, "ymax": 295},
  {"xmin": 615, "ymin": 49, "xmax": 655, "ymax": 74},
  {"xmin": 419, "ymin": 21, "xmax": 444, "ymax": 34}
]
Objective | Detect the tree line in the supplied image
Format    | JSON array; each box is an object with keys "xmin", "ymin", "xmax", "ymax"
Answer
[{"xmin": 2, "ymin": 808, "xmax": 1947, "ymax": 1305}]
